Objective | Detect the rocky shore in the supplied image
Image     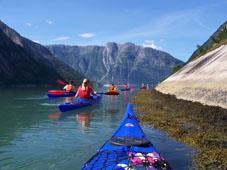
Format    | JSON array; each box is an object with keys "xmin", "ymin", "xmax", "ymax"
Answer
[{"xmin": 133, "ymin": 90, "xmax": 227, "ymax": 169}]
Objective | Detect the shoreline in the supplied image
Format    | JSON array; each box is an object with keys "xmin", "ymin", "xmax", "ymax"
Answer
[{"xmin": 133, "ymin": 89, "xmax": 227, "ymax": 169}]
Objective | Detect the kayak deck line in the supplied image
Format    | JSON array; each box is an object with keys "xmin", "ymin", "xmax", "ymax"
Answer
[{"xmin": 81, "ymin": 103, "xmax": 171, "ymax": 170}]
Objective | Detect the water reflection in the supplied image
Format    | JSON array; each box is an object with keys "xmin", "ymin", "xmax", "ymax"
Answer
[
  {"xmin": 48, "ymin": 112, "xmax": 60, "ymax": 120},
  {"xmin": 76, "ymin": 112, "xmax": 90, "ymax": 128},
  {"xmin": 0, "ymin": 88, "xmax": 193, "ymax": 169},
  {"xmin": 64, "ymin": 97, "xmax": 74, "ymax": 103}
]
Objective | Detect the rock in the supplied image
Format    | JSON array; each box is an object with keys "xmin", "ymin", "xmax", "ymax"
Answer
[{"xmin": 47, "ymin": 42, "xmax": 183, "ymax": 85}]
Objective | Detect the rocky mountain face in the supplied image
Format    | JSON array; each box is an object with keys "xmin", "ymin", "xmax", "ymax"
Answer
[
  {"xmin": 0, "ymin": 20, "xmax": 82, "ymax": 86},
  {"xmin": 156, "ymin": 21, "xmax": 227, "ymax": 109},
  {"xmin": 47, "ymin": 42, "xmax": 183, "ymax": 85}
]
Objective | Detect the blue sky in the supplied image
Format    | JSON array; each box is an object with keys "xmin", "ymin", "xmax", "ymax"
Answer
[{"xmin": 0, "ymin": 0, "xmax": 226, "ymax": 61}]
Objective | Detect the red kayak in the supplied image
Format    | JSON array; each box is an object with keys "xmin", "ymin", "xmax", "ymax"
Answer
[
  {"xmin": 105, "ymin": 91, "xmax": 120, "ymax": 95},
  {"xmin": 47, "ymin": 90, "xmax": 75, "ymax": 98}
]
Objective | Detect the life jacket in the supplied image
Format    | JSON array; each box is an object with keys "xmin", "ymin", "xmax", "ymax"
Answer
[
  {"xmin": 141, "ymin": 84, "xmax": 145, "ymax": 89},
  {"xmin": 65, "ymin": 84, "xmax": 73, "ymax": 92},
  {"xmin": 123, "ymin": 84, "xmax": 128, "ymax": 89},
  {"xmin": 76, "ymin": 85, "xmax": 93, "ymax": 99},
  {"xmin": 109, "ymin": 85, "xmax": 115, "ymax": 91}
]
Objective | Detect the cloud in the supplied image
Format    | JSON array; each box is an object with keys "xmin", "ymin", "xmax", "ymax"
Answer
[
  {"xmin": 33, "ymin": 40, "xmax": 40, "ymax": 43},
  {"xmin": 52, "ymin": 36, "xmax": 71, "ymax": 41},
  {"xmin": 99, "ymin": 5, "xmax": 219, "ymax": 43},
  {"xmin": 143, "ymin": 40, "xmax": 162, "ymax": 50},
  {"xmin": 25, "ymin": 22, "xmax": 32, "ymax": 27},
  {"xmin": 46, "ymin": 20, "xmax": 54, "ymax": 25},
  {"xmin": 79, "ymin": 32, "xmax": 95, "ymax": 38}
]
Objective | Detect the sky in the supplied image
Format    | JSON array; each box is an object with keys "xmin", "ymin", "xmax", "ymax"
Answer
[{"xmin": 0, "ymin": 0, "xmax": 226, "ymax": 61}]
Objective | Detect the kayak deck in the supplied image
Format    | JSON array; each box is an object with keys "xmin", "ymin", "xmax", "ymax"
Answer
[
  {"xmin": 58, "ymin": 95, "xmax": 102, "ymax": 112},
  {"xmin": 81, "ymin": 104, "xmax": 171, "ymax": 170}
]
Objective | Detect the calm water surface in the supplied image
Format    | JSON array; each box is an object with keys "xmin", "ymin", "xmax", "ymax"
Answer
[{"xmin": 0, "ymin": 88, "xmax": 193, "ymax": 170}]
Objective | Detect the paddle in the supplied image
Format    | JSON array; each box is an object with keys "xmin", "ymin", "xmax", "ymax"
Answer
[{"xmin": 57, "ymin": 79, "xmax": 67, "ymax": 85}]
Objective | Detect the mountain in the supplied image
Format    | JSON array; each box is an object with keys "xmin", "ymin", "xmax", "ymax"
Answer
[
  {"xmin": 47, "ymin": 42, "xmax": 183, "ymax": 85},
  {"xmin": 0, "ymin": 20, "xmax": 82, "ymax": 86},
  {"xmin": 188, "ymin": 21, "xmax": 227, "ymax": 62},
  {"xmin": 156, "ymin": 21, "xmax": 227, "ymax": 109}
]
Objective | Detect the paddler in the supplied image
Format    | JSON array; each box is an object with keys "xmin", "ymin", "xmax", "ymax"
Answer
[
  {"xmin": 108, "ymin": 84, "xmax": 117, "ymax": 92},
  {"xmin": 123, "ymin": 83, "xmax": 129, "ymax": 90},
  {"xmin": 63, "ymin": 80, "xmax": 75, "ymax": 92},
  {"xmin": 75, "ymin": 78, "xmax": 96, "ymax": 99},
  {"xmin": 140, "ymin": 83, "xmax": 146, "ymax": 89}
]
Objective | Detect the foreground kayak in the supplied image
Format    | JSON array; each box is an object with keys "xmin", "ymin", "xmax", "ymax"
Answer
[
  {"xmin": 81, "ymin": 104, "xmax": 171, "ymax": 170},
  {"xmin": 58, "ymin": 94, "xmax": 102, "ymax": 112},
  {"xmin": 47, "ymin": 90, "xmax": 75, "ymax": 98}
]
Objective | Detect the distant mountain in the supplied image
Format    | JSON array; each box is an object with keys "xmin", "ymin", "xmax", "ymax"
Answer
[
  {"xmin": 47, "ymin": 42, "xmax": 183, "ymax": 85},
  {"xmin": 0, "ymin": 20, "xmax": 82, "ymax": 86},
  {"xmin": 188, "ymin": 21, "xmax": 227, "ymax": 62},
  {"xmin": 156, "ymin": 21, "xmax": 227, "ymax": 109}
]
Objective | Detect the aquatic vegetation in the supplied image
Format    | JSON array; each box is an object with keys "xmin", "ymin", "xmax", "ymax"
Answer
[{"xmin": 133, "ymin": 90, "xmax": 227, "ymax": 169}]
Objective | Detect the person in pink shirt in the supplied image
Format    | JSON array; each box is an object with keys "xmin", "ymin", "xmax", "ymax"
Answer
[{"xmin": 123, "ymin": 83, "xmax": 129, "ymax": 90}]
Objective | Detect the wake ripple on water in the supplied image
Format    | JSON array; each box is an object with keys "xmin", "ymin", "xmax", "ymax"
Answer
[
  {"xmin": 14, "ymin": 96, "xmax": 47, "ymax": 100},
  {"xmin": 39, "ymin": 103, "xmax": 59, "ymax": 106}
]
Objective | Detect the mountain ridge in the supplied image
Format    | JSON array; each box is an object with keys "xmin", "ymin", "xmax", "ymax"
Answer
[
  {"xmin": 188, "ymin": 21, "xmax": 227, "ymax": 62},
  {"xmin": 156, "ymin": 21, "xmax": 227, "ymax": 109},
  {"xmin": 0, "ymin": 20, "xmax": 82, "ymax": 86},
  {"xmin": 47, "ymin": 42, "xmax": 183, "ymax": 85}
]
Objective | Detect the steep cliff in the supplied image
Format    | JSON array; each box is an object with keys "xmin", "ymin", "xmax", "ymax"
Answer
[
  {"xmin": 156, "ymin": 21, "xmax": 227, "ymax": 109},
  {"xmin": 0, "ymin": 20, "xmax": 82, "ymax": 86},
  {"xmin": 47, "ymin": 42, "xmax": 183, "ymax": 85}
]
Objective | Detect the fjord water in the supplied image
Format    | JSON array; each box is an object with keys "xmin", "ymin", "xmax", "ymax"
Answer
[{"xmin": 0, "ymin": 88, "xmax": 193, "ymax": 170}]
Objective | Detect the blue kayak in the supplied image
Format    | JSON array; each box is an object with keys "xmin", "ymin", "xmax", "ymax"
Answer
[
  {"xmin": 81, "ymin": 104, "xmax": 171, "ymax": 170},
  {"xmin": 58, "ymin": 95, "xmax": 102, "ymax": 112}
]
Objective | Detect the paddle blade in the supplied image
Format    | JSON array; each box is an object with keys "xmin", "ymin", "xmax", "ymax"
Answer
[{"xmin": 57, "ymin": 79, "xmax": 66, "ymax": 85}]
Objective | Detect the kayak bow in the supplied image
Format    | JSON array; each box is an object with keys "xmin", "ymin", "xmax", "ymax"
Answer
[{"xmin": 81, "ymin": 104, "xmax": 171, "ymax": 170}]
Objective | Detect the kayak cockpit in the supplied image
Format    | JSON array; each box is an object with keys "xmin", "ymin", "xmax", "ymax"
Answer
[{"xmin": 109, "ymin": 136, "xmax": 151, "ymax": 146}]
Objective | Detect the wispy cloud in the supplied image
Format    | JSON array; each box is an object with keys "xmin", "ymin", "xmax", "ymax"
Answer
[
  {"xmin": 33, "ymin": 40, "xmax": 40, "ymax": 43},
  {"xmin": 25, "ymin": 22, "xmax": 32, "ymax": 27},
  {"xmin": 143, "ymin": 40, "xmax": 162, "ymax": 50},
  {"xmin": 79, "ymin": 32, "xmax": 95, "ymax": 38},
  {"xmin": 52, "ymin": 36, "xmax": 71, "ymax": 41},
  {"xmin": 98, "ymin": 3, "xmax": 222, "ymax": 43},
  {"xmin": 46, "ymin": 20, "xmax": 54, "ymax": 25}
]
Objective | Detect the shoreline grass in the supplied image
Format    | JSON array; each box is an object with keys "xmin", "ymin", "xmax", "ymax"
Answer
[{"xmin": 133, "ymin": 89, "xmax": 227, "ymax": 169}]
